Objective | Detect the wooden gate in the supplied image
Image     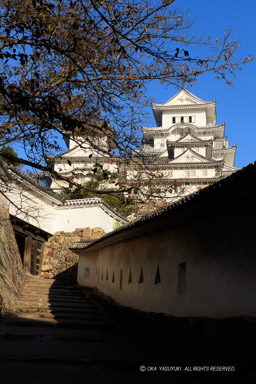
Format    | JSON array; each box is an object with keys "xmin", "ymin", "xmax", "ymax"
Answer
[
  {"xmin": 11, "ymin": 216, "xmax": 50, "ymax": 276},
  {"xmin": 23, "ymin": 237, "xmax": 45, "ymax": 276}
]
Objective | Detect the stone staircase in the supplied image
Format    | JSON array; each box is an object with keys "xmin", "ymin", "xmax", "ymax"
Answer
[
  {"xmin": 0, "ymin": 275, "xmax": 158, "ymax": 383},
  {"xmin": 2, "ymin": 275, "xmax": 114, "ymax": 329}
]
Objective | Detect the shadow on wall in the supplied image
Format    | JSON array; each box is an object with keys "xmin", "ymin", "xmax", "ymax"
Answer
[
  {"xmin": 48, "ymin": 271, "xmax": 256, "ymax": 370},
  {"xmin": 53, "ymin": 264, "xmax": 78, "ymax": 285}
]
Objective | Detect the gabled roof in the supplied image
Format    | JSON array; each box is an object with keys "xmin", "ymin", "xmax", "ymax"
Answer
[
  {"xmin": 175, "ymin": 132, "xmax": 211, "ymax": 144},
  {"xmin": 51, "ymin": 145, "xmax": 107, "ymax": 160},
  {"xmin": 159, "ymin": 150, "xmax": 169, "ymax": 158},
  {"xmin": 156, "ymin": 88, "xmax": 213, "ymax": 107},
  {"xmin": 168, "ymin": 148, "xmax": 218, "ymax": 164}
]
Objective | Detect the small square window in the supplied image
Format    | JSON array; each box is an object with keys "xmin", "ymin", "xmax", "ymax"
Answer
[{"xmin": 84, "ymin": 267, "xmax": 90, "ymax": 279}]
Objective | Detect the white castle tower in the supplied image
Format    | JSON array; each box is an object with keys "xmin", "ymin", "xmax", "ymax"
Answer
[{"xmin": 138, "ymin": 86, "xmax": 237, "ymax": 197}]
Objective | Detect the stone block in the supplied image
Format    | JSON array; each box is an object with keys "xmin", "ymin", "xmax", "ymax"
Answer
[
  {"xmin": 72, "ymin": 228, "xmax": 83, "ymax": 237},
  {"xmin": 56, "ymin": 235, "xmax": 65, "ymax": 244},
  {"xmin": 67, "ymin": 237, "xmax": 82, "ymax": 243},
  {"xmin": 82, "ymin": 227, "xmax": 92, "ymax": 238},
  {"xmin": 50, "ymin": 242, "xmax": 58, "ymax": 249},
  {"xmin": 43, "ymin": 247, "xmax": 49, "ymax": 256},
  {"xmin": 41, "ymin": 264, "xmax": 53, "ymax": 272},
  {"xmin": 92, "ymin": 227, "xmax": 104, "ymax": 234},
  {"xmin": 91, "ymin": 227, "xmax": 105, "ymax": 239}
]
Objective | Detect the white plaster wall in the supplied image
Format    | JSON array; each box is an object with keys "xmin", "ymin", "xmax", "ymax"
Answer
[
  {"xmin": 77, "ymin": 203, "xmax": 256, "ymax": 318},
  {"xmin": 168, "ymin": 132, "xmax": 181, "ymax": 141},
  {"xmin": 154, "ymin": 137, "xmax": 167, "ymax": 150},
  {"xmin": 162, "ymin": 109, "xmax": 206, "ymax": 129},
  {"xmin": 68, "ymin": 135, "xmax": 109, "ymax": 151},
  {"xmin": 4, "ymin": 182, "xmax": 58, "ymax": 234},
  {"xmin": 54, "ymin": 160, "xmax": 118, "ymax": 176},
  {"xmin": 171, "ymin": 168, "xmax": 215, "ymax": 178},
  {"xmin": 3, "ymin": 180, "xmax": 122, "ymax": 235},
  {"xmin": 174, "ymin": 148, "xmax": 184, "ymax": 157},
  {"xmin": 52, "ymin": 205, "xmax": 120, "ymax": 233},
  {"xmin": 192, "ymin": 147, "xmax": 207, "ymax": 157}
]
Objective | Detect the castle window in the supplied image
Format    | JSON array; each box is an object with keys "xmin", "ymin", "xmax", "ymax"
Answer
[
  {"xmin": 181, "ymin": 116, "xmax": 184, "ymax": 123},
  {"xmin": 172, "ymin": 117, "xmax": 176, "ymax": 124},
  {"xmin": 189, "ymin": 116, "xmax": 192, "ymax": 123},
  {"xmin": 84, "ymin": 268, "xmax": 90, "ymax": 279}
]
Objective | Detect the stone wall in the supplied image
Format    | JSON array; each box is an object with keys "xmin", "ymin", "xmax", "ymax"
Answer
[
  {"xmin": 0, "ymin": 203, "xmax": 25, "ymax": 312},
  {"xmin": 41, "ymin": 227, "xmax": 105, "ymax": 282}
]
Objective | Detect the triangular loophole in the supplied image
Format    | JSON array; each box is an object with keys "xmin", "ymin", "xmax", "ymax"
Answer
[
  {"xmin": 139, "ymin": 267, "xmax": 144, "ymax": 284},
  {"xmin": 154, "ymin": 264, "xmax": 161, "ymax": 284},
  {"xmin": 128, "ymin": 269, "xmax": 132, "ymax": 284}
]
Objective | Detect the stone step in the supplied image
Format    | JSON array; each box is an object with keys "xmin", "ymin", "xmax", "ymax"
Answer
[
  {"xmin": 23, "ymin": 284, "xmax": 66, "ymax": 290},
  {"xmin": 6, "ymin": 306, "xmax": 102, "ymax": 315},
  {"xmin": 10, "ymin": 301, "xmax": 98, "ymax": 310},
  {"xmin": 15, "ymin": 300, "xmax": 94, "ymax": 308},
  {"xmin": 21, "ymin": 291, "xmax": 81, "ymax": 297},
  {"xmin": 2, "ymin": 317, "xmax": 116, "ymax": 330},
  {"xmin": 24, "ymin": 278, "xmax": 57, "ymax": 282},
  {"xmin": 20, "ymin": 292, "xmax": 86, "ymax": 299},
  {"xmin": 23, "ymin": 288, "xmax": 85, "ymax": 293},
  {"xmin": 5, "ymin": 311, "xmax": 106, "ymax": 321},
  {"xmin": 24, "ymin": 281, "xmax": 63, "ymax": 286},
  {"xmin": 18, "ymin": 294, "xmax": 93, "ymax": 301}
]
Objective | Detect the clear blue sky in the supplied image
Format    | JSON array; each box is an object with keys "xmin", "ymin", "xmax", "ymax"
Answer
[{"xmin": 146, "ymin": 0, "xmax": 256, "ymax": 168}]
